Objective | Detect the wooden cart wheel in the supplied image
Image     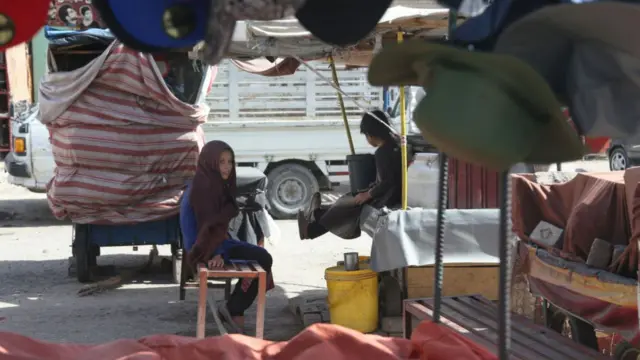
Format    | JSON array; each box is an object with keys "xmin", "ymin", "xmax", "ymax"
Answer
[
  {"xmin": 73, "ymin": 224, "xmax": 95, "ymax": 283},
  {"xmin": 545, "ymin": 304, "xmax": 599, "ymax": 351}
]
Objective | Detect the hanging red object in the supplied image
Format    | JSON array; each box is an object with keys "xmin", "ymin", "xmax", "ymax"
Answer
[
  {"xmin": 563, "ymin": 107, "xmax": 610, "ymax": 154},
  {"xmin": 584, "ymin": 137, "xmax": 610, "ymax": 154},
  {"xmin": 0, "ymin": 1, "xmax": 50, "ymax": 51}
]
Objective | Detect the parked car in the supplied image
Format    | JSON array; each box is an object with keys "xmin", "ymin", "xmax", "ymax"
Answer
[{"xmin": 607, "ymin": 139, "xmax": 638, "ymax": 171}]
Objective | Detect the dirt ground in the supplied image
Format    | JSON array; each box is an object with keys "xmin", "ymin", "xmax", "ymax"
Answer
[
  {"xmin": 0, "ymin": 159, "xmax": 610, "ymax": 344},
  {"xmin": 0, "ymin": 167, "xmax": 371, "ymax": 343}
]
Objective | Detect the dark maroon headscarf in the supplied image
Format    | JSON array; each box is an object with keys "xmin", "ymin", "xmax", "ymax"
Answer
[{"xmin": 188, "ymin": 140, "xmax": 239, "ymax": 268}]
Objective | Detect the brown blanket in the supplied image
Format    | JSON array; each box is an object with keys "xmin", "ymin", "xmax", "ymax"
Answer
[{"xmin": 511, "ymin": 172, "xmax": 631, "ymax": 272}]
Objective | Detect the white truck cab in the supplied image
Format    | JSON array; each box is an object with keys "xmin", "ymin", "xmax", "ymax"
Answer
[{"xmin": 4, "ymin": 106, "xmax": 54, "ymax": 192}]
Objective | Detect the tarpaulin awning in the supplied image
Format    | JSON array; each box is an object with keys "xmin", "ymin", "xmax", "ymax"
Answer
[{"xmin": 226, "ymin": 5, "xmax": 454, "ymax": 61}]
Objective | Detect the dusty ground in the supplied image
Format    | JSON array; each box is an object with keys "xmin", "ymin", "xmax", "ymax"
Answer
[
  {"xmin": 0, "ymin": 167, "xmax": 371, "ymax": 343},
  {"xmin": 0, "ymin": 159, "xmax": 610, "ymax": 344}
]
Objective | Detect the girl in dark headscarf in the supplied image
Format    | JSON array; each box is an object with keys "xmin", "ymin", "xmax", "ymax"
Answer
[{"xmin": 186, "ymin": 140, "xmax": 273, "ymax": 333}]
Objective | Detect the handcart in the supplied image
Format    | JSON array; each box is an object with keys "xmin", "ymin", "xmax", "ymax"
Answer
[
  {"xmin": 40, "ymin": 27, "xmax": 212, "ymax": 285},
  {"xmin": 72, "ymin": 216, "xmax": 182, "ymax": 283}
]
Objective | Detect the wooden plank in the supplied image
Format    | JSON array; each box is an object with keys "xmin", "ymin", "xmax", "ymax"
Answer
[
  {"xmin": 440, "ymin": 298, "xmax": 564, "ymax": 359},
  {"xmin": 404, "ymin": 296, "xmax": 609, "ymax": 360},
  {"xmin": 404, "ymin": 301, "xmax": 501, "ymax": 356},
  {"xmin": 255, "ymin": 272, "xmax": 267, "ymax": 339},
  {"xmin": 252, "ymin": 263, "xmax": 266, "ymax": 273},
  {"xmin": 455, "ymin": 297, "xmax": 603, "ymax": 359},
  {"xmin": 237, "ymin": 263, "xmax": 251, "ymax": 272},
  {"xmin": 6, "ymin": 43, "xmax": 32, "ymax": 103},
  {"xmin": 406, "ymin": 265, "xmax": 499, "ymax": 300},
  {"xmin": 196, "ymin": 270, "xmax": 208, "ymax": 339}
]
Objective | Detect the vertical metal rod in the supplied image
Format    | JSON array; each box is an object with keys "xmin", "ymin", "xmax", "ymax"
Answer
[
  {"xmin": 397, "ymin": 31, "xmax": 408, "ymax": 210},
  {"xmin": 432, "ymin": 6, "xmax": 457, "ymax": 325},
  {"xmin": 432, "ymin": 154, "xmax": 448, "ymax": 323},
  {"xmin": 328, "ymin": 55, "xmax": 355, "ymax": 155},
  {"xmin": 498, "ymin": 171, "xmax": 513, "ymax": 360}
]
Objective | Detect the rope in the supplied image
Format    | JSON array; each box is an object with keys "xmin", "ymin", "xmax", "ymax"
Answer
[
  {"xmin": 292, "ymin": 55, "xmax": 399, "ymax": 135},
  {"xmin": 328, "ymin": 55, "xmax": 356, "ymax": 155}
]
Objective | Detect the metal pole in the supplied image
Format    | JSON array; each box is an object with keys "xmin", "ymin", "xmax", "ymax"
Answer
[
  {"xmin": 328, "ymin": 55, "xmax": 355, "ymax": 155},
  {"xmin": 498, "ymin": 171, "xmax": 513, "ymax": 360},
  {"xmin": 432, "ymin": 8, "xmax": 457, "ymax": 325},
  {"xmin": 397, "ymin": 31, "xmax": 408, "ymax": 210}
]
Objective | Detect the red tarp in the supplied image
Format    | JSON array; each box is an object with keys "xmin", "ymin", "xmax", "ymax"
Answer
[{"xmin": 0, "ymin": 322, "xmax": 497, "ymax": 360}]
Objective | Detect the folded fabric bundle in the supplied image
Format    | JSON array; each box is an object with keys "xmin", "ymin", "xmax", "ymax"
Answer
[{"xmin": 368, "ymin": 40, "xmax": 585, "ymax": 171}]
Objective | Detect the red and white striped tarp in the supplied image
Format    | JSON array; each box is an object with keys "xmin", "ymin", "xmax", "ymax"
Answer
[{"xmin": 39, "ymin": 42, "xmax": 212, "ymax": 224}]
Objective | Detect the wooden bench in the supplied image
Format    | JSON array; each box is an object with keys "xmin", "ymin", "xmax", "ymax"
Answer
[
  {"xmin": 403, "ymin": 296, "xmax": 610, "ymax": 360},
  {"xmin": 196, "ymin": 261, "xmax": 267, "ymax": 339}
]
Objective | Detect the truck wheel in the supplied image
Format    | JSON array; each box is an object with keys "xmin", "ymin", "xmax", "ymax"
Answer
[
  {"xmin": 267, "ymin": 163, "xmax": 319, "ymax": 219},
  {"xmin": 73, "ymin": 224, "xmax": 95, "ymax": 283}
]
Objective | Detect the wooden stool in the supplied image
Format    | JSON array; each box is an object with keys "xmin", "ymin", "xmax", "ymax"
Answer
[
  {"xmin": 403, "ymin": 296, "xmax": 609, "ymax": 359},
  {"xmin": 196, "ymin": 260, "xmax": 267, "ymax": 339},
  {"xmin": 178, "ymin": 250, "xmax": 232, "ymax": 301}
]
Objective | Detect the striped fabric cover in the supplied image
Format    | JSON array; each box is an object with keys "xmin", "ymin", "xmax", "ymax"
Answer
[{"xmin": 40, "ymin": 43, "xmax": 210, "ymax": 224}]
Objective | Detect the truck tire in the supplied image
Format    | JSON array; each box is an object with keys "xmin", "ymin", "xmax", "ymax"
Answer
[
  {"xmin": 73, "ymin": 224, "xmax": 95, "ymax": 283},
  {"xmin": 267, "ymin": 163, "xmax": 319, "ymax": 219}
]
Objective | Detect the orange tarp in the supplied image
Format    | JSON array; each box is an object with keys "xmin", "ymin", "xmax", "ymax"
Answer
[{"xmin": 0, "ymin": 322, "xmax": 497, "ymax": 360}]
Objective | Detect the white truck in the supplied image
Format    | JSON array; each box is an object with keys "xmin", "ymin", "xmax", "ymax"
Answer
[{"xmin": 5, "ymin": 60, "xmax": 383, "ymax": 218}]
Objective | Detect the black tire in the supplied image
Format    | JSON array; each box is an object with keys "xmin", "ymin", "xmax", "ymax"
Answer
[
  {"xmin": 73, "ymin": 224, "xmax": 95, "ymax": 283},
  {"xmin": 266, "ymin": 163, "xmax": 319, "ymax": 219},
  {"xmin": 613, "ymin": 340, "xmax": 640, "ymax": 360},
  {"xmin": 609, "ymin": 147, "xmax": 629, "ymax": 171},
  {"xmin": 545, "ymin": 304, "xmax": 599, "ymax": 351}
]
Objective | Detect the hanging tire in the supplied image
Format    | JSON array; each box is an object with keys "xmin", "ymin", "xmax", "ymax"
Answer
[
  {"xmin": 266, "ymin": 163, "xmax": 319, "ymax": 219},
  {"xmin": 545, "ymin": 304, "xmax": 599, "ymax": 351},
  {"xmin": 73, "ymin": 224, "xmax": 95, "ymax": 283}
]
